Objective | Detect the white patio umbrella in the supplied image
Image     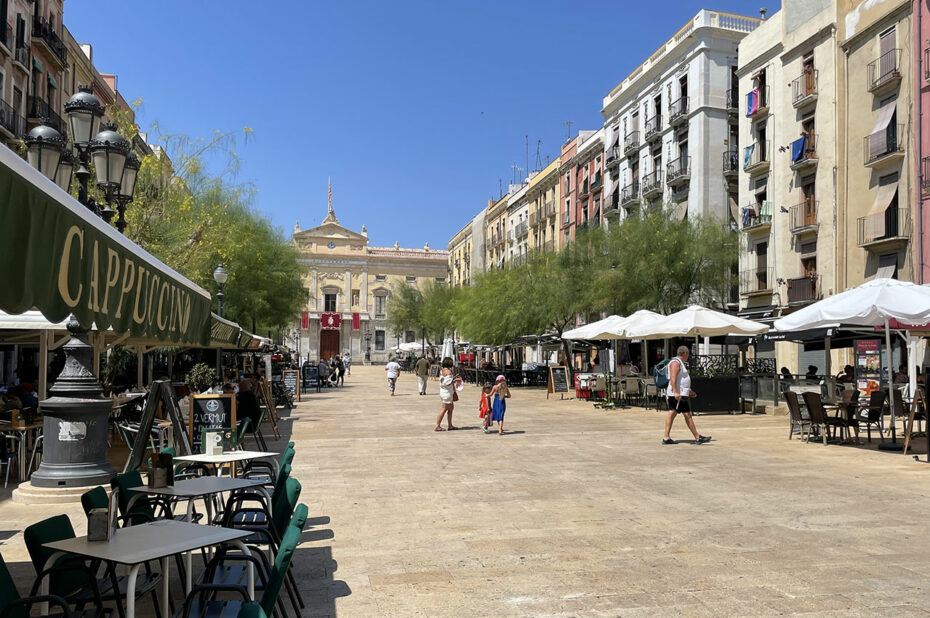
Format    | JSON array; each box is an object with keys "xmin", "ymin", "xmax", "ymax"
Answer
[
  {"xmin": 623, "ymin": 305, "xmax": 769, "ymax": 339},
  {"xmin": 441, "ymin": 337, "xmax": 455, "ymax": 361},
  {"xmin": 562, "ymin": 315, "xmax": 626, "ymax": 340},
  {"xmin": 773, "ymin": 278, "xmax": 930, "ymax": 446}
]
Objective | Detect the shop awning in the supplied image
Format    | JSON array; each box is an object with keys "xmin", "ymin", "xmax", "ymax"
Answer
[
  {"xmin": 0, "ymin": 142, "xmax": 213, "ymax": 345},
  {"xmin": 32, "ymin": 57, "xmax": 43, "ymax": 73},
  {"xmin": 210, "ymin": 313, "xmax": 241, "ymax": 347},
  {"xmin": 47, "ymin": 74, "xmax": 57, "ymax": 90}
]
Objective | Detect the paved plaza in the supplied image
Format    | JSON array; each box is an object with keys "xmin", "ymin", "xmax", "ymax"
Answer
[{"xmin": 3, "ymin": 365, "xmax": 930, "ymax": 616}]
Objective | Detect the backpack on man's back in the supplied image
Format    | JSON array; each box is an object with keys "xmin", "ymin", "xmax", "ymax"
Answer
[{"xmin": 653, "ymin": 359, "xmax": 673, "ymax": 389}]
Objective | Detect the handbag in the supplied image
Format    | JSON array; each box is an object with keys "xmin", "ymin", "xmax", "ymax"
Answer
[{"xmin": 452, "ymin": 391, "xmax": 459, "ymax": 402}]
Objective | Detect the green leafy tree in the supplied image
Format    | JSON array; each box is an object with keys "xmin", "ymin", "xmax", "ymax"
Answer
[{"xmin": 387, "ymin": 282, "xmax": 457, "ymax": 347}]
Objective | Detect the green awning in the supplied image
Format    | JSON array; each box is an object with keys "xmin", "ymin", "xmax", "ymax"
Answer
[
  {"xmin": 0, "ymin": 144, "xmax": 213, "ymax": 345},
  {"xmin": 32, "ymin": 57, "xmax": 43, "ymax": 73},
  {"xmin": 47, "ymin": 74, "xmax": 57, "ymax": 89},
  {"xmin": 211, "ymin": 313, "xmax": 242, "ymax": 347}
]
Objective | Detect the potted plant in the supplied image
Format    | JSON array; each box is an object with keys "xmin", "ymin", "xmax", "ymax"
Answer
[{"xmin": 185, "ymin": 363, "xmax": 215, "ymax": 394}]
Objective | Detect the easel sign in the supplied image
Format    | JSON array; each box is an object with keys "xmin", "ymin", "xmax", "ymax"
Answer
[
  {"xmin": 189, "ymin": 394, "xmax": 236, "ymax": 455},
  {"xmin": 255, "ymin": 379, "xmax": 282, "ymax": 440},
  {"xmin": 903, "ymin": 388, "xmax": 927, "ymax": 456},
  {"xmin": 123, "ymin": 380, "xmax": 190, "ymax": 473},
  {"xmin": 283, "ymin": 369, "xmax": 300, "ymax": 402},
  {"xmin": 547, "ymin": 366, "xmax": 569, "ymax": 400},
  {"xmin": 428, "ymin": 365, "xmax": 440, "ymax": 380}
]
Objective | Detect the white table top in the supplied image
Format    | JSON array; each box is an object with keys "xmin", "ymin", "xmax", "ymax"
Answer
[
  {"xmin": 43, "ymin": 520, "xmax": 249, "ymax": 565},
  {"xmin": 174, "ymin": 450, "xmax": 278, "ymax": 465},
  {"xmin": 128, "ymin": 476, "xmax": 267, "ymax": 498}
]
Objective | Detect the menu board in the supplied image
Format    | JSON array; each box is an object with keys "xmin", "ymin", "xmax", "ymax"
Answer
[
  {"xmin": 302, "ymin": 364, "xmax": 320, "ymax": 392},
  {"xmin": 548, "ymin": 366, "xmax": 569, "ymax": 399},
  {"xmin": 428, "ymin": 364, "xmax": 440, "ymax": 378},
  {"xmin": 282, "ymin": 369, "xmax": 300, "ymax": 402},
  {"xmin": 854, "ymin": 339, "xmax": 883, "ymax": 398},
  {"xmin": 189, "ymin": 394, "xmax": 236, "ymax": 454}
]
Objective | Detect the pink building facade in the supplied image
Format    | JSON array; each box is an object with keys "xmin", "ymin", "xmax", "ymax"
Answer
[{"xmin": 917, "ymin": 0, "xmax": 930, "ymax": 282}]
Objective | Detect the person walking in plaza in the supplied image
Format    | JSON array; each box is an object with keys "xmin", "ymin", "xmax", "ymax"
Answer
[
  {"xmin": 343, "ymin": 352, "xmax": 351, "ymax": 376},
  {"xmin": 385, "ymin": 358, "xmax": 401, "ymax": 396},
  {"xmin": 336, "ymin": 355, "xmax": 346, "ymax": 386},
  {"xmin": 415, "ymin": 355, "xmax": 430, "ymax": 395},
  {"xmin": 479, "ymin": 383, "xmax": 492, "ymax": 431},
  {"xmin": 663, "ymin": 346, "xmax": 711, "ymax": 445},
  {"xmin": 434, "ymin": 357, "xmax": 460, "ymax": 431},
  {"xmin": 489, "ymin": 374, "xmax": 510, "ymax": 436}
]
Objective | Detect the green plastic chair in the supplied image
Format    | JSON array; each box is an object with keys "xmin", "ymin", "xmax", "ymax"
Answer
[
  {"xmin": 0, "ymin": 552, "xmax": 86, "ymax": 618},
  {"xmin": 236, "ymin": 603, "xmax": 267, "ymax": 618},
  {"xmin": 79, "ymin": 486, "xmax": 108, "ymax": 517}
]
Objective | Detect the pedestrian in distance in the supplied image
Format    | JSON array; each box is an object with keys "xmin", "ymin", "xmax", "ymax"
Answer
[
  {"xmin": 489, "ymin": 375, "xmax": 510, "ymax": 436},
  {"xmin": 434, "ymin": 357, "xmax": 461, "ymax": 431},
  {"xmin": 385, "ymin": 357, "xmax": 401, "ymax": 396},
  {"xmin": 479, "ymin": 383, "xmax": 492, "ymax": 431},
  {"xmin": 662, "ymin": 346, "xmax": 711, "ymax": 445},
  {"xmin": 415, "ymin": 355, "xmax": 430, "ymax": 395},
  {"xmin": 336, "ymin": 355, "xmax": 346, "ymax": 386},
  {"xmin": 343, "ymin": 352, "xmax": 351, "ymax": 376}
]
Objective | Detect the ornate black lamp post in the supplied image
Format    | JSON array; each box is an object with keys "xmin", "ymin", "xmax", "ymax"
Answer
[
  {"xmin": 214, "ymin": 264, "xmax": 229, "ymax": 379},
  {"xmin": 364, "ymin": 327, "xmax": 372, "ymax": 362}
]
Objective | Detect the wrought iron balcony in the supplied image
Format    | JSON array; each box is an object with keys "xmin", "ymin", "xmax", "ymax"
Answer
[
  {"xmin": 578, "ymin": 179, "xmax": 590, "ymax": 199},
  {"xmin": 787, "ymin": 275, "xmax": 821, "ymax": 305},
  {"xmin": 739, "ymin": 268, "xmax": 773, "ymax": 296},
  {"xmin": 27, "ymin": 96, "xmax": 64, "ymax": 134},
  {"xmin": 669, "ymin": 96, "xmax": 688, "ymax": 126},
  {"xmin": 644, "ymin": 115, "xmax": 662, "ymax": 142},
  {"xmin": 723, "ymin": 150, "xmax": 739, "ymax": 180},
  {"xmin": 0, "ymin": 99, "xmax": 25, "ymax": 139},
  {"xmin": 529, "ymin": 212, "xmax": 538, "ymax": 227},
  {"xmin": 605, "ymin": 191, "xmax": 620, "ymax": 213},
  {"xmin": 791, "ymin": 70, "xmax": 818, "ymax": 108},
  {"xmin": 745, "ymin": 85, "xmax": 769, "ymax": 119},
  {"xmin": 32, "ymin": 16, "xmax": 67, "ymax": 67},
  {"xmin": 726, "ymin": 89, "xmax": 738, "ymax": 115},
  {"xmin": 789, "ymin": 201, "xmax": 818, "ymax": 234},
  {"xmin": 666, "ymin": 156, "xmax": 691, "ymax": 188},
  {"xmin": 620, "ymin": 182, "xmax": 640, "ymax": 208},
  {"xmin": 13, "ymin": 45, "xmax": 29, "ymax": 71},
  {"xmin": 858, "ymin": 207, "xmax": 910, "ymax": 250},
  {"xmin": 623, "ymin": 131, "xmax": 640, "ymax": 156},
  {"xmin": 743, "ymin": 141, "xmax": 770, "ymax": 174},
  {"xmin": 740, "ymin": 204, "xmax": 772, "ymax": 232},
  {"xmin": 789, "ymin": 134, "xmax": 818, "ymax": 171},
  {"xmin": 864, "ymin": 124, "xmax": 904, "ymax": 167},
  {"xmin": 590, "ymin": 172, "xmax": 603, "ymax": 193},
  {"xmin": 605, "ymin": 146, "xmax": 621, "ymax": 169},
  {"xmin": 515, "ymin": 221, "xmax": 529, "ymax": 237},
  {"xmin": 867, "ymin": 48, "xmax": 902, "ymax": 94},
  {"xmin": 641, "ymin": 170, "xmax": 663, "ymax": 198}
]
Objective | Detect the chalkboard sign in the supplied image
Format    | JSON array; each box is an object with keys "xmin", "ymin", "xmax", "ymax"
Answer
[
  {"xmin": 283, "ymin": 370, "xmax": 300, "ymax": 402},
  {"xmin": 548, "ymin": 366, "xmax": 569, "ymax": 399},
  {"xmin": 428, "ymin": 364, "xmax": 440, "ymax": 379},
  {"xmin": 189, "ymin": 394, "xmax": 236, "ymax": 454},
  {"xmin": 302, "ymin": 364, "xmax": 320, "ymax": 393}
]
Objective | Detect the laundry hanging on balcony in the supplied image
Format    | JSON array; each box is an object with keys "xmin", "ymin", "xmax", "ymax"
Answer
[
  {"xmin": 743, "ymin": 143, "xmax": 755, "ymax": 169},
  {"xmin": 791, "ymin": 136, "xmax": 807, "ymax": 162},
  {"xmin": 742, "ymin": 207, "xmax": 753, "ymax": 228},
  {"xmin": 759, "ymin": 201, "xmax": 773, "ymax": 220},
  {"xmin": 746, "ymin": 88, "xmax": 760, "ymax": 116}
]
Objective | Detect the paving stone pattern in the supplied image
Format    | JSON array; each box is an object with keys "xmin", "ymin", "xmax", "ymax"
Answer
[{"xmin": 2, "ymin": 365, "xmax": 930, "ymax": 616}]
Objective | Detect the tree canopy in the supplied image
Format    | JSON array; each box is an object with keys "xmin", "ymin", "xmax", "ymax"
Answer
[{"xmin": 387, "ymin": 281, "xmax": 457, "ymax": 345}]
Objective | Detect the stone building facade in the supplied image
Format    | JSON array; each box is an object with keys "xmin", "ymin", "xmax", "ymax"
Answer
[{"xmin": 293, "ymin": 206, "xmax": 449, "ymax": 363}]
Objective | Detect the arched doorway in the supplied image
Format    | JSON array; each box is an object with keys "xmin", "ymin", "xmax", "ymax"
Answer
[{"xmin": 320, "ymin": 330, "xmax": 340, "ymax": 361}]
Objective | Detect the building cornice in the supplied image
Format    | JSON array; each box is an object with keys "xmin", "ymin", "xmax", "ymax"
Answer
[{"xmin": 840, "ymin": 1, "xmax": 911, "ymax": 51}]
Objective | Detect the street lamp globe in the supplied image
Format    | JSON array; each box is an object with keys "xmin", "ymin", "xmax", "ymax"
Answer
[
  {"xmin": 118, "ymin": 151, "xmax": 140, "ymax": 201},
  {"xmin": 88, "ymin": 124, "xmax": 130, "ymax": 188},
  {"xmin": 213, "ymin": 264, "xmax": 229, "ymax": 286},
  {"xmin": 63, "ymin": 86, "xmax": 104, "ymax": 147},
  {"xmin": 54, "ymin": 148, "xmax": 74, "ymax": 193},
  {"xmin": 25, "ymin": 124, "xmax": 64, "ymax": 181}
]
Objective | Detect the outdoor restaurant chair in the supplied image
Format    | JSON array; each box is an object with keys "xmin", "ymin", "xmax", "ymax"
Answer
[
  {"xmin": 860, "ymin": 390, "xmax": 887, "ymax": 443},
  {"xmin": 113, "ymin": 471, "xmax": 202, "ymax": 526},
  {"xmin": 891, "ymin": 387, "xmax": 910, "ymax": 438},
  {"xmin": 0, "ymin": 552, "xmax": 109, "ymax": 618},
  {"xmin": 783, "ymin": 391, "xmax": 810, "ymax": 441},
  {"xmin": 837, "ymin": 388, "xmax": 860, "ymax": 440},
  {"xmin": 802, "ymin": 392, "xmax": 849, "ymax": 445},
  {"xmin": 621, "ymin": 378, "xmax": 642, "ymax": 407},
  {"xmin": 24, "ymin": 514, "xmax": 161, "ymax": 618},
  {"xmin": 0, "ymin": 433, "xmax": 19, "ymax": 488},
  {"xmin": 178, "ymin": 520, "xmax": 300, "ymax": 618}
]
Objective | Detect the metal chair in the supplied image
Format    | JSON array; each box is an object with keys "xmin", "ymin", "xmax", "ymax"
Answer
[
  {"xmin": 860, "ymin": 390, "xmax": 887, "ymax": 442},
  {"xmin": 783, "ymin": 391, "xmax": 809, "ymax": 441},
  {"xmin": 622, "ymin": 378, "xmax": 642, "ymax": 407},
  {"xmin": 802, "ymin": 391, "xmax": 848, "ymax": 444},
  {"xmin": 0, "ymin": 433, "xmax": 19, "ymax": 487}
]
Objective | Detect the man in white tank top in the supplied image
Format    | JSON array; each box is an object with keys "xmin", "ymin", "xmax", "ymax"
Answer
[{"xmin": 663, "ymin": 345, "xmax": 711, "ymax": 445}]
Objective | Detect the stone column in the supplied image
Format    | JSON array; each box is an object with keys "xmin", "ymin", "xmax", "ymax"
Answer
[
  {"xmin": 311, "ymin": 269, "xmax": 319, "ymax": 311},
  {"xmin": 361, "ymin": 269, "xmax": 369, "ymax": 314},
  {"xmin": 344, "ymin": 269, "xmax": 351, "ymax": 312}
]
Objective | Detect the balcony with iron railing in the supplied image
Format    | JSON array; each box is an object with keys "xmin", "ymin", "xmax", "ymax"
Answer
[
  {"xmin": 726, "ymin": 89, "xmax": 738, "ymax": 115},
  {"xmin": 590, "ymin": 172, "xmax": 603, "ymax": 193},
  {"xmin": 739, "ymin": 267, "xmax": 773, "ymax": 296},
  {"xmin": 867, "ymin": 48, "xmax": 902, "ymax": 94},
  {"xmin": 858, "ymin": 207, "xmax": 910, "ymax": 251},
  {"xmin": 740, "ymin": 204, "xmax": 772, "ymax": 233},
  {"xmin": 791, "ymin": 70, "xmax": 818, "ymax": 108},
  {"xmin": 528, "ymin": 212, "xmax": 538, "ymax": 227},
  {"xmin": 669, "ymin": 96, "xmax": 688, "ymax": 126},
  {"xmin": 864, "ymin": 124, "xmax": 904, "ymax": 167},
  {"xmin": 27, "ymin": 96, "xmax": 64, "ymax": 133},
  {"xmin": 32, "ymin": 16, "xmax": 67, "ymax": 67},
  {"xmin": 623, "ymin": 131, "xmax": 640, "ymax": 156},
  {"xmin": 515, "ymin": 221, "xmax": 529, "ymax": 237},
  {"xmin": 723, "ymin": 149, "xmax": 739, "ymax": 180},
  {"xmin": 0, "ymin": 99, "xmax": 25, "ymax": 139},
  {"xmin": 789, "ymin": 134, "xmax": 818, "ymax": 171},
  {"xmin": 923, "ymin": 156, "xmax": 930, "ymax": 193},
  {"xmin": 789, "ymin": 201, "xmax": 818, "ymax": 235},
  {"xmin": 787, "ymin": 275, "xmax": 821, "ymax": 305},
  {"xmin": 666, "ymin": 156, "xmax": 691, "ymax": 188},
  {"xmin": 745, "ymin": 85, "xmax": 769, "ymax": 119},
  {"xmin": 641, "ymin": 170, "xmax": 663, "ymax": 198},
  {"xmin": 561, "ymin": 213, "xmax": 572, "ymax": 228},
  {"xmin": 605, "ymin": 191, "xmax": 620, "ymax": 213},
  {"xmin": 743, "ymin": 140, "xmax": 770, "ymax": 174},
  {"xmin": 620, "ymin": 182, "xmax": 640, "ymax": 208},
  {"xmin": 578, "ymin": 179, "xmax": 590, "ymax": 199},
  {"xmin": 606, "ymin": 146, "xmax": 621, "ymax": 169},
  {"xmin": 644, "ymin": 115, "xmax": 662, "ymax": 142},
  {"xmin": 13, "ymin": 44, "xmax": 29, "ymax": 72}
]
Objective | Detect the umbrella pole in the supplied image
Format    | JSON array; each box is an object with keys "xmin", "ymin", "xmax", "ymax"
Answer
[{"xmin": 879, "ymin": 319, "xmax": 904, "ymax": 451}]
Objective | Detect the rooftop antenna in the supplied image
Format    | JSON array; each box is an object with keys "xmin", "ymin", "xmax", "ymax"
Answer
[
  {"xmin": 564, "ymin": 120, "xmax": 573, "ymax": 143},
  {"xmin": 524, "ymin": 135, "xmax": 529, "ymax": 179},
  {"xmin": 511, "ymin": 164, "xmax": 519, "ymax": 184},
  {"xmin": 498, "ymin": 178, "xmax": 503, "ymax": 198},
  {"xmin": 759, "ymin": 7, "xmax": 767, "ymax": 20},
  {"xmin": 535, "ymin": 139, "xmax": 543, "ymax": 171}
]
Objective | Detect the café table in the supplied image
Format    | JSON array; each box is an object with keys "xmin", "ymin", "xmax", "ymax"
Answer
[
  {"xmin": 41, "ymin": 519, "xmax": 253, "ymax": 618},
  {"xmin": 174, "ymin": 450, "xmax": 278, "ymax": 477},
  {"xmin": 128, "ymin": 476, "xmax": 271, "ymax": 527},
  {"xmin": 0, "ymin": 421, "xmax": 42, "ymax": 480}
]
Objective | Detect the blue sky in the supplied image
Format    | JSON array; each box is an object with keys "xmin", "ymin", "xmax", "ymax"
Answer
[{"xmin": 65, "ymin": 1, "xmax": 777, "ymax": 249}]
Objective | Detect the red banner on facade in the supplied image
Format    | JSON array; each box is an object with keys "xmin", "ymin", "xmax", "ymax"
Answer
[
  {"xmin": 301, "ymin": 311, "xmax": 309, "ymax": 329},
  {"xmin": 320, "ymin": 312, "xmax": 342, "ymax": 330},
  {"xmin": 352, "ymin": 313, "xmax": 360, "ymax": 330}
]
